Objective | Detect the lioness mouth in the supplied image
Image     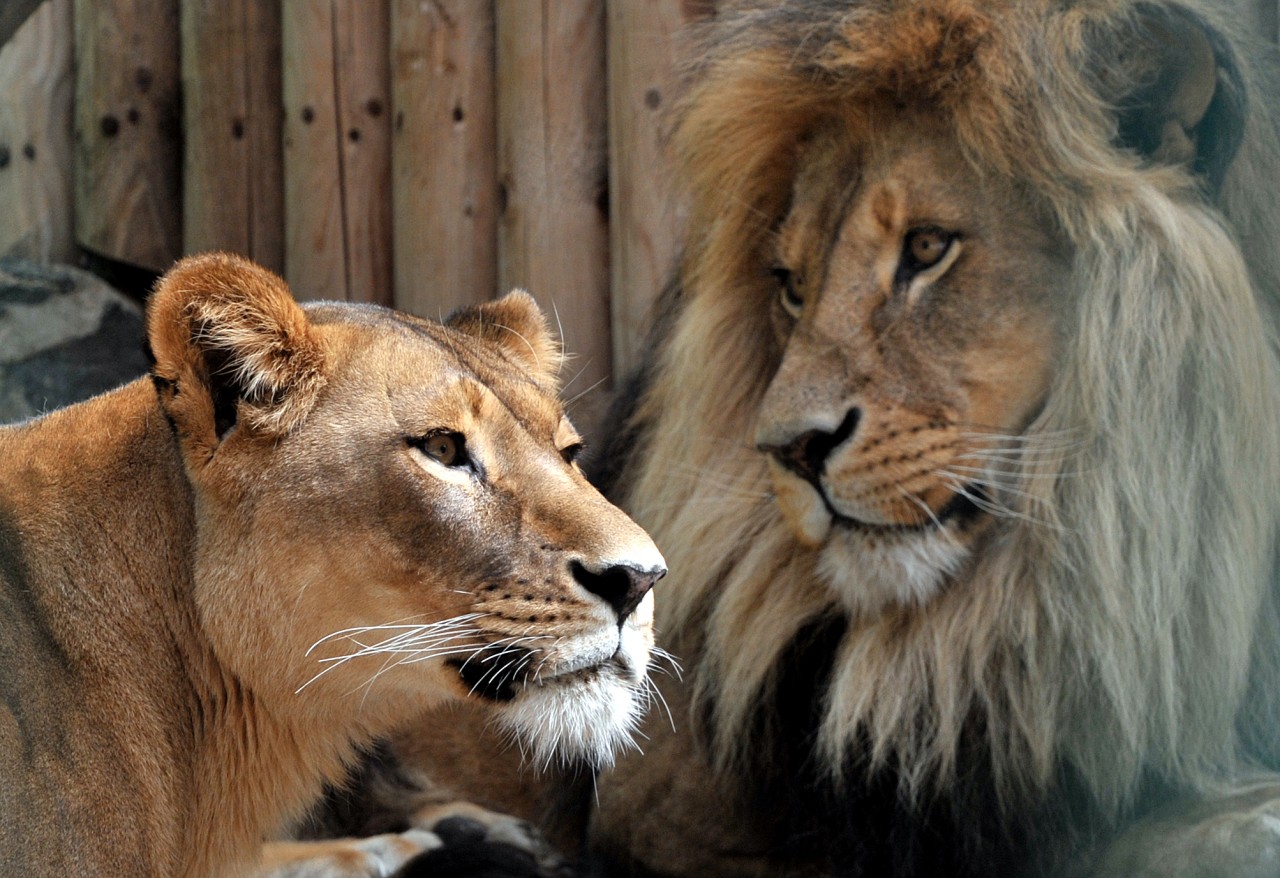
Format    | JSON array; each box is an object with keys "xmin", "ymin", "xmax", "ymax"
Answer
[{"xmin": 448, "ymin": 643, "xmax": 535, "ymax": 703}]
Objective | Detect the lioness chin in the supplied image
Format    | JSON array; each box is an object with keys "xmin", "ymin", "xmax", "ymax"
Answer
[{"xmin": 0, "ymin": 252, "xmax": 663, "ymax": 877}]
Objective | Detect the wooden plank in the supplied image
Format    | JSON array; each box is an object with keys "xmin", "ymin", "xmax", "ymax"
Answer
[
  {"xmin": 391, "ymin": 0, "xmax": 497, "ymax": 320},
  {"xmin": 0, "ymin": 0, "xmax": 48, "ymax": 51},
  {"xmin": 606, "ymin": 0, "xmax": 707, "ymax": 379},
  {"xmin": 283, "ymin": 0, "xmax": 392, "ymax": 305},
  {"xmin": 0, "ymin": 0, "xmax": 73, "ymax": 263},
  {"xmin": 74, "ymin": 0, "xmax": 181, "ymax": 272},
  {"xmin": 495, "ymin": 0, "xmax": 609, "ymax": 417},
  {"xmin": 181, "ymin": 0, "xmax": 284, "ymax": 272}
]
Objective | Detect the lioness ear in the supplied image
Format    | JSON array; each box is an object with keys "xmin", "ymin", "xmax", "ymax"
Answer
[
  {"xmin": 446, "ymin": 289, "xmax": 563, "ymax": 385},
  {"xmin": 147, "ymin": 252, "xmax": 325, "ymax": 444},
  {"xmin": 1104, "ymin": 4, "xmax": 1245, "ymax": 193}
]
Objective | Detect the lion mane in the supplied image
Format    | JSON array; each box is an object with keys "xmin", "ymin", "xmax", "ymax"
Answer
[{"xmin": 594, "ymin": 0, "xmax": 1280, "ymax": 873}]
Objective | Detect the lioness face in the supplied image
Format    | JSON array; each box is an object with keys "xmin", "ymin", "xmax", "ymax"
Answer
[
  {"xmin": 755, "ymin": 113, "xmax": 1067, "ymax": 614},
  {"xmin": 188, "ymin": 297, "xmax": 664, "ymax": 766}
]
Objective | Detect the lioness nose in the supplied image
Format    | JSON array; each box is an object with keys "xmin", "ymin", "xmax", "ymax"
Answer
[
  {"xmin": 571, "ymin": 561, "xmax": 665, "ymax": 623},
  {"xmin": 758, "ymin": 407, "xmax": 860, "ymax": 487}
]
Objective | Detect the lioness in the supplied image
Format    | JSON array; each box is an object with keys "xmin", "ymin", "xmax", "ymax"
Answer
[{"xmin": 0, "ymin": 253, "xmax": 664, "ymax": 877}]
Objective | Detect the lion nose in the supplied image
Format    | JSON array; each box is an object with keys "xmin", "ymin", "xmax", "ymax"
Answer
[
  {"xmin": 758, "ymin": 407, "xmax": 860, "ymax": 487},
  {"xmin": 571, "ymin": 561, "xmax": 665, "ymax": 623}
]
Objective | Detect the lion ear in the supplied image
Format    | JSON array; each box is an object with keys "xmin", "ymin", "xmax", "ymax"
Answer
[
  {"xmin": 446, "ymin": 289, "xmax": 563, "ymax": 385},
  {"xmin": 147, "ymin": 252, "xmax": 326, "ymax": 445},
  {"xmin": 1104, "ymin": 4, "xmax": 1245, "ymax": 193}
]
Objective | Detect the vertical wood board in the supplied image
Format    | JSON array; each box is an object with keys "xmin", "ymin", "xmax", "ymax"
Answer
[
  {"xmin": 181, "ymin": 0, "xmax": 284, "ymax": 271},
  {"xmin": 0, "ymin": 0, "xmax": 74, "ymax": 263},
  {"xmin": 496, "ymin": 0, "xmax": 610, "ymax": 422},
  {"xmin": 74, "ymin": 0, "xmax": 181, "ymax": 272},
  {"xmin": 283, "ymin": 0, "xmax": 344, "ymax": 299},
  {"xmin": 605, "ymin": 0, "xmax": 702, "ymax": 379},
  {"xmin": 283, "ymin": 0, "xmax": 392, "ymax": 304},
  {"xmin": 391, "ymin": 0, "xmax": 497, "ymax": 320}
]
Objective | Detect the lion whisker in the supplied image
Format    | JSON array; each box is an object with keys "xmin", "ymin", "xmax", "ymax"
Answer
[
  {"xmin": 936, "ymin": 473, "xmax": 1062, "ymax": 530},
  {"xmin": 896, "ymin": 486, "xmax": 966, "ymax": 553}
]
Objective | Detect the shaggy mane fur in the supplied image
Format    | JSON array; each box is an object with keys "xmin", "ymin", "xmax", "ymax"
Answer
[{"xmin": 610, "ymin": 0, "xmax": 1280, "ymax": 827}]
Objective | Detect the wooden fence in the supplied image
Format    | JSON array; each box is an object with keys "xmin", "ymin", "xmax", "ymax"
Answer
[
  {"xmin": 0, "ymin": 0, "xmax": 715, "ymax": 431},
  {"xmin": 2, "ymin": 0, "xmax": 1279, "ymax": 431}
]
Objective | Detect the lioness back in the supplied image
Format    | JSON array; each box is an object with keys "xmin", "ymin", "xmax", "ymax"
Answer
[{"xmin": 0, "ymin": 253, "xmax": 663, "ymax": 877}]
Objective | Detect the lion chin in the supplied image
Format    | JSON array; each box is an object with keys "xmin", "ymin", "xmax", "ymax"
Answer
[{"xmin": 770, "ymin": 460, "xmax": 970, "ymax": 613}]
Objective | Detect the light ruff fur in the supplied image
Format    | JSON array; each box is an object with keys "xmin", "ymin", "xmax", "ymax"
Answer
[
  {"xmin": 501, "ymin": 591, "xmax": 657, "ymax": 770},
  {"xmin": 620, "ymin": 0, "xmax": 1280, "ymax": 814}
]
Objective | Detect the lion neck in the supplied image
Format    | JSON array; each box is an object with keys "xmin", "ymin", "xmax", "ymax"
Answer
[{"xmin": 2, "ymin": 379, "xmax": 373, "ymax": 877}]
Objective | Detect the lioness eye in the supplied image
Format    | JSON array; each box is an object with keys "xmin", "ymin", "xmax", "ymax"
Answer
[
  {"xmin": 561, "ymin": 442, "xmax": 586, "ymax": 464},
  {"xmin": 770, "ymin": 266, "xmax": 804, "ymax": 317},
  {"xmin": 419, "ymin": 431, "xmax": 465, "ymax": 467},
  {"xmin": 902, "ymin": 228, "xmax": 955, "ymax": 273}
]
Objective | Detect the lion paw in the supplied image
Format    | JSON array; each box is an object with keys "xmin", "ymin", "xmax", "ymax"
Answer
[
  {"xmin": 263, "ymin": 829, "xmax": 443, "ymax": 877},
  {"xmin": 390, "ymin": 804, "xmax": 573, "ymax": 878}
]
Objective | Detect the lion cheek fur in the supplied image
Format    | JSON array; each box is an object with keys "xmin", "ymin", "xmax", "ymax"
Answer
[{"xmin": 767, "ymin": 458, "xmax": 832, "ymax": 546}]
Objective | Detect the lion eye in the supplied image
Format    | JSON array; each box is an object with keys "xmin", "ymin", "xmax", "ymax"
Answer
[
  {"xmin": 416, "ymin": 431, "xmax": 466, "ymax": 467},
  {"xmin": 901, "ymin": 227, "xmax": 956, "ymax": 274},
  {"xmin": 770, "ymin": 266, "xmax": 804, "ymax": 317}
]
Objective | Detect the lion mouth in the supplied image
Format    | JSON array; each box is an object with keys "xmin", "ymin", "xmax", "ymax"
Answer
[{"xmin": 828, "ymin": 485, "xmax": 987, "ymax": 534}]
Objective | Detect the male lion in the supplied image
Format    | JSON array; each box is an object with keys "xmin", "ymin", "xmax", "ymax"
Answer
[
  {"xmin": 586, "ymin": 1, "xmax": 1280, "ymax": 876},
  {"xmin": 0, "ymin": 253, "xmax": 664, "ymax": 877}
]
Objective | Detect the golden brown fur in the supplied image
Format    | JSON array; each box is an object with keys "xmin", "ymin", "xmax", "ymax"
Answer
[
  {"xmin": 0, "ymin": 253, "xmax": 663, "ymax": 877},
  {"xmin": 588, "ymin": 1, "xmax": 1280, "ymax": 875}
]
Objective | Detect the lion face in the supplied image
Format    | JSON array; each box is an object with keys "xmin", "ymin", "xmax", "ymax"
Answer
[
  {"xmin": 287, "ymin": 306, "xmax": 664, "ymax": 764},
  {"xmin": 755, "ymin": 115, "xmax": 1068, "ymax": 613},
  {"xmin": 149, "ymin": 255, "xmax": 663, "ymax": 767}
]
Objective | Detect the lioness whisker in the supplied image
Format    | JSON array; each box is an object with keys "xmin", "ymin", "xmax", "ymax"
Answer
[
  {"xmin": 648, "ymin": 646, "xmax": 684, "ymax": 680},
  {"xmin": 564, "ymin": 375, "xmax": 610, "ymax": 409},
  {"xmin": 645, "ymin": 676, "xmax": 677, "ymax": 734},
  {"xmin": 305, "ymin": 613, "xmax": 491, "ymax": 657},
  {"xmin": 348, "ymin": 644, "xmax": 486, "ymax": 700}
]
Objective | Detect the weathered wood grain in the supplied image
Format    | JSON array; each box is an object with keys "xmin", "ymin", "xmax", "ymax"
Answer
[
  {"xmin": 181, "ymin": 0, "xmax": 284, "ymax": 271},
  {"xmin": 0, "ymin": 0, "xmax": 73, "ymax": 263},
  {"xmin": 283, "ymin": 0, "xmax": 392, "ymax": 304},
  {"xmin": 74, "ymin": 0, "xmax": 181, "ymax": 272},
  {"xmin": 391, "ymin": 0, "xmax": 497, "ymax": 320},
  {"xmin": 496, "ymin": 0, "xmax": 610, "ymax": 421},
  {"xmin": 605, "ymin": 0, "xmax": 709, "ymax": 378}
]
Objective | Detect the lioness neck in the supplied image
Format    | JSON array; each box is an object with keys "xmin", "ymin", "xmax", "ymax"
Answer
[{"xmin": 0, "ymin": 380, "xmax": 363, "ymax": 878}]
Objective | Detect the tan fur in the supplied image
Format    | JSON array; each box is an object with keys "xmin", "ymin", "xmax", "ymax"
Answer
[
  {"xmin": 591, "ymin": 1, "xmax": 1280, "ymax": 874},
  {"xmin": 0, "ymin": 253, "xmax": 663, "ymax": 877}
]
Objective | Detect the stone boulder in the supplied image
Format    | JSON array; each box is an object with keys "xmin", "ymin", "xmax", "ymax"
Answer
[{"xmin": 0, "ymin": 258, "xmax": 149, "ymax": 424}]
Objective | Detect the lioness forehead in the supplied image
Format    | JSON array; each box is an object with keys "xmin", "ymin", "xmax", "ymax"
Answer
[{"xmin": 303, "ymin": 301, "xmax": 563, "ymax": 433}]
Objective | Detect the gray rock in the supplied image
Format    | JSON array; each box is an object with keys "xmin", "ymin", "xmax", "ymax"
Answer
[{"xmin": 0, "ymin": 259, "xmax": 149, "ymax": 424}]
